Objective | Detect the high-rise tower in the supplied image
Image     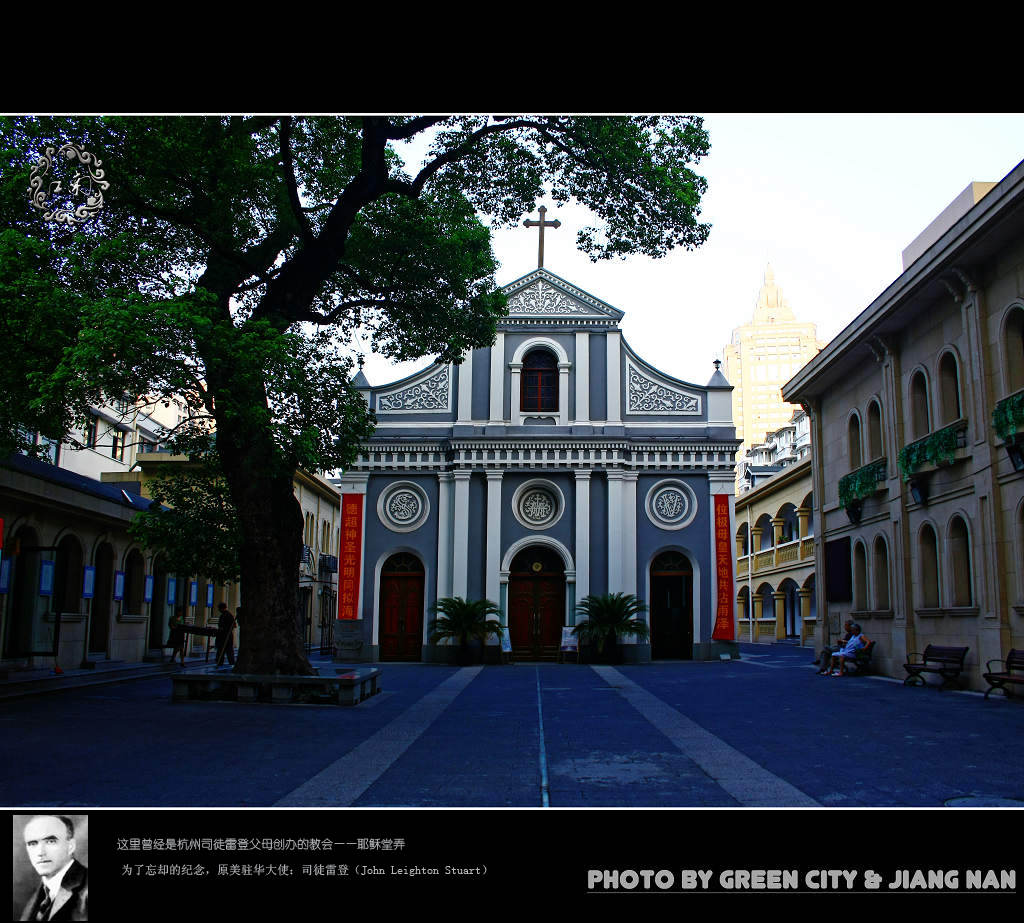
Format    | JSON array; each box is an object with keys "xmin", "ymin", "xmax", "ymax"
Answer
[{"xmin": 723, "ymin": 265, "xmax": 824, "ymax": 471}]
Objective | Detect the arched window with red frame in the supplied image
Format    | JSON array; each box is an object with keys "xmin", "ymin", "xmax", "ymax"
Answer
[{"xmin": 521, "ymin": 349, "xmax": 558, "ymax": 413}]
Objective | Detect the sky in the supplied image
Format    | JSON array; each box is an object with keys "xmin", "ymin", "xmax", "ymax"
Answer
[{"xmin": 358, "ymin": 113, "xmax": 1024, "ymax": 389}]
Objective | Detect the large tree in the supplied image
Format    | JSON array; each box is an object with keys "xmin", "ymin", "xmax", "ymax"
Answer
[{"xmin": 0, "ymin": 115, "xmax": 710, "ymax": 674}]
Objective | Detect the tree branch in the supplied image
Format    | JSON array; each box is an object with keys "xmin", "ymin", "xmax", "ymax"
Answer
[
  {"xmin": 279, "ymin": 117, "xmax": 314, "ymax": 247},
  {"xmin": 295, "ymin": 297, "xmax": 397, "ymax": 325},
  {"xmin": 384, "ymin": 116, "xmax": 446, "ymax": 141}
]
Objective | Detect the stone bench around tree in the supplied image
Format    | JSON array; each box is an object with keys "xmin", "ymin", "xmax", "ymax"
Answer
[{"xmin": 171, "ymin": 667, "xmax": 381, "ymax": 706}]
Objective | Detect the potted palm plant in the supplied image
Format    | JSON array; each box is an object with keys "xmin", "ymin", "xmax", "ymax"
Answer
[
  {"xmin": 428, "ymin": 596, "xmax": 505, "ymax": 665},
  {"xmin": 572, "ymin": 592, "xmax": 651, "ymax": 664}
]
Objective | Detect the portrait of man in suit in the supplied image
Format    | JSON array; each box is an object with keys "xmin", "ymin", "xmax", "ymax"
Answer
[{"xmin": 13, "ymin": 815, "xmax": 89, "ymax": 921}]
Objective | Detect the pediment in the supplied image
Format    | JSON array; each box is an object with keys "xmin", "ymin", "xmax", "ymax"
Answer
[{"xmin": 502, "ymin": 269, "xmax": 623, "ymax": 323}]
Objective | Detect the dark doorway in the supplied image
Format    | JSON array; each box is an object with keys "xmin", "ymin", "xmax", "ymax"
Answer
[
  {"xmin": 89, "ymin": 542, "xmax": 113, "ymax": 655},
  {"xmin": 379, "ymin": 553, "xmax": 425, "ymax": 661},
  {"xmin": 53, "ymin": 535, "xmax": 83, "ymax": 620},
  {"xmin": 649, "ymin": 550, "xmax": 693, "ymax": 660},
  {"xmin": 4, "ymin": 526, "xmax": 40, "ymax": 658},
  {"xmin": 508, "ymin": 546, "xmax": 565, "ymax": 661}
]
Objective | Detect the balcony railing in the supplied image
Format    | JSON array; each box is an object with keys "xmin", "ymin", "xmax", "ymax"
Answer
[{"xmin": 319, "ymin": 554, "xmax": 338, "ymax": 574}]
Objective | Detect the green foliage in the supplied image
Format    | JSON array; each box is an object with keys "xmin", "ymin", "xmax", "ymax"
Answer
[
  {"xmin": 838, "ymin": 458, "xmax": 887, "ymax": 508},
  {"xmin": 128, "ymin": 448, "xmax": 243, "ymax": 584},
  {"xmin": 993, "ymin": 392, "xmax": 1024, "ymax": 442},
  {"xmin": 897, "ymin": 423, "xmax": 965, "ymax": 481},
  {"xmin": 428, "ymin": 596, "xmax": 504, "ymax": 648},
  {"xmin": 0, "ymin": 229, "xmax": 83, "ymax": 457},
  {"xmin": 572, "ymin": 592, "xmax": 651, "ymax": 655}
]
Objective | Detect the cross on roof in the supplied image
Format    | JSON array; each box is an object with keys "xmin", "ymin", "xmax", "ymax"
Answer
[{"xmin": 522, "ymin": 206, "xmax": 561, "ymax": 269}]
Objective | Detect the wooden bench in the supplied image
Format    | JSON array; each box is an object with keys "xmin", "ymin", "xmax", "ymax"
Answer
[
  {"xmin": 983, "ymin": 649, "xmax": 1024, "ymax": 700},
  {"xmin": 903, "ymin": 645, "xmax": 969, "ymax": 690},
  {"xmin": 172, "ymin": 667, "xmax": 381, "ymax": 706}
]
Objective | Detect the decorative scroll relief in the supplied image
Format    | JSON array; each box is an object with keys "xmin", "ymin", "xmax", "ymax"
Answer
[
  {"xmin": 626, "ymin": 360, "xmax": 701, "ymax": 415},
  {"xmin": 378, "ymin": 482, "xmax": 430, "ymax": 533},
  {"xmin": 376, "ymin": 364, "xmax": 451, "ymax": 413},
  {"xmin": 645, "ymin": 479, "xmax": 698, "ymax": 531},
  {"xmin": 507, "ymin": 281, "xmax": 595, "ymax": 316}
]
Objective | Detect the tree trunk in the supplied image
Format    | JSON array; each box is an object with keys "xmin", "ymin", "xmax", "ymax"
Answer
[
  {"xmin": 214, "ymin": 395, "xmax": 313, "ymax": 676},
  {"xmin": 231, "ymin": 468, "xmax": 313, "ymax": 676}
]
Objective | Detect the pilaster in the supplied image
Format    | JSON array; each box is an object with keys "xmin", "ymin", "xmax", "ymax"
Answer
[
  {"xmin": 488, "ymin": 333, "xmax": 505, "ymax": 425},
  {"xmin": 574, "ymin": 469, "xmax": 592, "ymax": 610},
  {"xmin": 485, "ymin": 471, "xmax": 503, "ymax": 604},
  {"xmin": 436, "ymin": 472, "xmax": 453, "ymax": 600},
  {"xmin": 457, "ymin": 350, "xmax": 473, "ymax": 423},
  {"xmin": 452, "ymin": 471, "xmax": 472, "ymax": 598},
  {"xmin": 606, "ymin": 470, "xmax": 625, "ymax": 592},
  {"xmin": 575, "ymin": 332, "xmax": 590, "ymax": 423},
  {"xmin": 606, "ymin": 330, "xmax": 622, "ymax": 424}
]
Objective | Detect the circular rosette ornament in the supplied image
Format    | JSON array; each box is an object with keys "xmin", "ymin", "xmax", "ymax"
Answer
[
  {"xmin": 512, "ymin": 479, "xmax": 565, "ymax": 531},
  {"xmin": 28, "ymin": 143, "xmax": 109, "ymax": 226},
  {"xmin": 645, "ymin": 479, "xmax": 698, "ymax": 530},
  {"xmin": 377, "ymin": 482, "xmax": 430, "ymax": 533}
]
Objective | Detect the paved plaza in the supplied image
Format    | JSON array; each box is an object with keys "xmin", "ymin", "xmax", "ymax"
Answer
[{"xmin": 3, "ymin": 642, "xmax": 1024, "ymax": 809}]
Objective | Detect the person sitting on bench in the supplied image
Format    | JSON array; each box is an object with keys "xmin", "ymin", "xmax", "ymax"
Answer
[
  {"xmin": 815, "ymin": 619, "xmax": 855, "ymax": 669},
  {"xmin": 819, "ymin": 624, "xmax": 866, "ymax": 676}
]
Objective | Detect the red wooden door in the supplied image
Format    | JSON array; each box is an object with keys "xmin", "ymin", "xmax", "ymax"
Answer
[
  {"xmin": 379, "ymin": 555, "xmax": 424, "ymax": 661},
  {"xmin": 508, "ymin": 574, "xmax": 564, "ymax": 661}
]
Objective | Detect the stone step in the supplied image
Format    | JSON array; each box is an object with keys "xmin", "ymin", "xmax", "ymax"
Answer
[{"xmin": 0, "ymin": 662, "xmax": 176, "ymax": 700}]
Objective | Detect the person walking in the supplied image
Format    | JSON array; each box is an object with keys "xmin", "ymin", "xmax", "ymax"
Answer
[
  {"xmin": 215, "ymin": 602, "xmax": 236, "ymax": 667},
  {"xmin": 167, "ymin": 609, "xmax": 187, "ymax": 667}
]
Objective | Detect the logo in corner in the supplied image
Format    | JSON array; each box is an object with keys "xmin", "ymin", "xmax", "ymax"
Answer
[{"xmin": 28, "ymin": 143, "xmax": 109, "ymax": 225}]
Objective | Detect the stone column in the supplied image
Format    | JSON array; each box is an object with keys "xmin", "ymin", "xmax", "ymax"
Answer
[
  {"xmin": 488, "ymin": 332, "xmax": 505, "ymax": 425},
  {"xmin": 485, "ymin": 472, "xmax": 503, "ymax": 605},
  {"xmin": 773, "ymin": 590, "xmax": 786, "ymax": 640},
  {"xmin": 751, "ymin": 527, "xmax": 763, "ymax": 559},
  {"xmin": 771, "ymin": 517, "xmax": 784, "ymax": 565},
  {"xmin": 436, "ymin": 472, "xmax": 453, "ymax": 600},
  {"xmin": 575, "ymin": 332, "xmax": 590, "ymax": 424},
  {"xmin": 797, "ymin": 506, "xmax": 811, "ymax": 540},
  {"xmin": 574, "ymin": 469, "xmax": 592, "ymax": 614},
  {"xmin": 752, "ymin": 592, "xmax": 764, "ymax": 640},
  {"xmin": 452, "ymin": 471, "xmax": 472, "ymax": 598},
  {"xmin": 799, "ymin": 587, "xmax": 813, "ymax": 646}
]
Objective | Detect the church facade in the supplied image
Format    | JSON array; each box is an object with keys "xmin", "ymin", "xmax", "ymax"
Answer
[{"xmin": 335, "ymin": 267, "xmax": 740, "ymax": 663}]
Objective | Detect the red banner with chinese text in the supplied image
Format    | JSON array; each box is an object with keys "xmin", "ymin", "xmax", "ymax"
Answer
[
  {"xmin": 712, "ymin": 493, "xmax": 735, "ymax": 641},
  {"xmin": 337, "ymin": 494, "xmax": 363, "ymax": 621}
]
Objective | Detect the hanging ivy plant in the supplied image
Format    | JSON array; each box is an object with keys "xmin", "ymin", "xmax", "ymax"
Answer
[
  {"xmin": 897, "ymin": 421, "xmax": 965, "ymax": 480},
  {"xmin": 993, "ymin": 391, "xmax": 1024, "ymax": 442},
  {"xmin": 838, "ymin": 458, "xmax": 887, "ymax": 509}
]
